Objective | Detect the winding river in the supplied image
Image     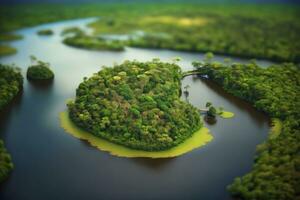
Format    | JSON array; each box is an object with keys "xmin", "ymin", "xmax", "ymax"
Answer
[{"xmin": 0, "ymin": 18, "xmax": 272, "ymax": 200}]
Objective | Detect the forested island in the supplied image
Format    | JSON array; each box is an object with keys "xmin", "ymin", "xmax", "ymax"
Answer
[
  {"xmin": 193, "ymin": 61, "xmax": 300, "ymax": 200},
  {"xmin": 63, "ymin": 34, "xmax": 124, "ymax": 51},
  {"xmin": 67, "ymin": 60, "xmax": 203, "ymax": 151},
  {"xmin": 37, "ymin": 29, "xmax": 53, "ymax": 36},
  {"xmin": 0, "ymin": 64, "xmax": 23, "ymax": 182},
  {"xmin": 27, "ymin": 56, "xmax": 54, "ymax": 80}
]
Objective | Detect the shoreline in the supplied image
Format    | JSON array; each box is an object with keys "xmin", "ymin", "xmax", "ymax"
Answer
[{"xmin": 59, "ymin": 111, "xmax": 213, "ymax": 158}]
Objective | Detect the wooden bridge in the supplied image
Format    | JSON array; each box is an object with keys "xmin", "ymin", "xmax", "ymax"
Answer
[
  {"xmin": 198, "ymin": 108, "xmax": 208, "ymax": 113},
  {"xmin": 182, "ymin": 70, "xmax": 208, "ymax": 79}
]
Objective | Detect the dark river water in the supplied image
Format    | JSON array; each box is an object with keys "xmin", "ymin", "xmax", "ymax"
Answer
[{"xmin": 0, "ymin": 18, "xmax": 271, "ymax": 200}]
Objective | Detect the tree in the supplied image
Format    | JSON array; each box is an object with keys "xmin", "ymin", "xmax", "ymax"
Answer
[
  {"xmin": 207, "ymin": 106, "xmax": 217, "ymax": 118},
  {"xmin": 206, "ymin": 102, "xmax": 212, "ymax": 108}
]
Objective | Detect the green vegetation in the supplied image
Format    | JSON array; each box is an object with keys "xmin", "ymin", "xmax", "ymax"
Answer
[
  {"xmin": 0, "ymin": 45, "xmax": 17, "ymax": 57},
  {"xmin": 63, "ymin": 34, "xmax": 124, "ymax": 51},
  {"xmin": 0, "ymin": 4, "xmax": 299, "ymax": 61},
  {"xmin": 205, "ymin": 102, "xmax": 217, "ymax": 118},
  {"xmin": 194, "ymin": 60, "xmax": 300, "ymax": 200},
  {"xmin": 219, "ymin": 111, "xmax": 234, "ymax": 119},
  {"xmin": 268, "ymin": 118, "xmax": 282, "ymax": 140},
  {"xmin": 0, "ymin": 64, "xmax": 23, "ymax": 110},
  {"xmin": 67, "ymin": 60, "xmax": 202, "ymax": 151},
  {"xmin": 0, "ymin": 33, "xmax": 23, "ymax": 41},
  {"xmin": 37, "ymin": 29, "xmax": 53, "ymax": 35},
  {"xmin": 61, "ymin": 27, "xmax": 84, "ymax": 36},
  {"xmin": 0, "ymin": 64, "xmax": 22, "ymax": 183},
  {"xmin": 60, "ymin": 111, "xmax": 212, "ymax": 158},
  {"xmin": 27, "ymin": 56, "xmax": 54, "ymax": 80},
  {"xmin": 0, "ymin": 33, "xmax": 22, "ymax": 56},
  {"xmin": 89, "ymin": 5, "xmax": 300, "ymax": 62},
  {"xmin": 0, "ymin": 140, "xmax": 13, "ymax": 182}
]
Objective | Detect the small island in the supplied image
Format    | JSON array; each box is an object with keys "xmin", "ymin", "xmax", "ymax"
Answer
[
  {"xmin": 61, "ymin": 27, "xmax": 85, "ymax": 36},
  {"xmin": 37, "ymin": 29, "xmax": 54, "ymax": 36},
  {"xmin": 62, "ymin": 60, "xmax": 213, "ymax": 157},
  {"xmin": 62, "ymin": 28, "xmax": 125, "ymax": 51},
  {"xmin": 27, "ymin": 56, "xmax": 54, "ymax": 80}
]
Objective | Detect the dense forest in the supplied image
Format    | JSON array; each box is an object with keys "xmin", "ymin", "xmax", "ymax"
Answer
[
  {"xmin": 193, "ymin": 60, "xmax": 300, "ymax": 200},
  {"xmin": 0, "ymin": 4, "xmax": 299, "ymax": 61},
  {"xmin": 0, "ymin": 64, "xmax": 23, "ymax": 110},
  {"xmin": 0, "ymin": 140, "xmax": 13, "ymax": 182},
  {"xmin": 68, "ymin": 60, "xmax": 202, "ymax": 150},
  {"xmin": 0, "ymin": 64, "xmax": 23, "ymax": 183}
]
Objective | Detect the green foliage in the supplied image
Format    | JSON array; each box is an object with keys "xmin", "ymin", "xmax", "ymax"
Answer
[
  {"xmin": 0, "ymin": 64, "xmax": 22, "ymax": 182},
  {"xmin": 0, "ymin": 140, "xmax": 13, "ymax": 183},
  {"xmin": 27, "ymin": 57, "xmax": 54, "ymax": 80},
  {"xmin": 68, "ymin": 60, "xmax": 202, "ymax": 151},
  {"xmin": 0, "ymin": 64, "xmax": 23, "ymax": 110},
  {"xmin": 207, "ymin": 106, "xmax": 217, "ymax": 118},
  {"xmin": 0, "ymin": 33, "xmax": 23, "ymax": 41},
  {"xmin": 197, "ymin": 61, "xmax": 300, "ymax": 200},
  {"xmin": 0, "ymin": 4, "xmax": 299, "ymax": 61},
  {"xmin": 37, "ymin": 29, "xmax": 53, "ymax": 35},
  {"xmin": 63, "ymin": 34, "xmax": 125, "ymax": 51},
  {"xmin": 0, "ymin": 45, "xmax": 17, "ymax": 57},
  {"xmin": 89, "ymin": 4, "xmax": 300, "ymax": 62},
  {"xmin": 61, "ymin": 27, "xmax": 84, "ymax": 36}
]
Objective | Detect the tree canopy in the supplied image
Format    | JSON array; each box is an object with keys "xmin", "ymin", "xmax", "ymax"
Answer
[
  {"xmin": 68, "ymin": 60, "xmax": 202, "ymax": 151},
  {"xmin": 195, "ymin": 60, "xmax": 300, "ymax": 200},
  {"xmin": 27, "ymin": 56, "xmax": 54, "ymax": 80}
]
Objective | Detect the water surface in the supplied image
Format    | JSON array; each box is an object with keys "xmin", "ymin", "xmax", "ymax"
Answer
[{"xmin": 0, "ymin": 18, "xmax": 270, "ymax": 200}]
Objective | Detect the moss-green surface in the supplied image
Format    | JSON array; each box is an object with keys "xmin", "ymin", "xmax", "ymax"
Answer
[
  {"xmin": 60, "ymin": 111, "xmax": 213, "ymax": 158},
  {"xmin": 219, "ymin": 111, "xmax": 234, "ymax": 119},
  {"xmin": 0, "ymin": 33, "xmax": 23, "ymax": 41},
  {"xmin": 0, "ymin": 45, "xmax": 17, "ymax": 56},
  {"xmin": 269, "ymin": 118, "xmax": 282, "ymax": 139}
]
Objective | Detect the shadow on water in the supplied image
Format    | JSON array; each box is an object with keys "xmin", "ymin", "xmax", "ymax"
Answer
[
  {"xmin": 27, "ymin": 78, "xmax": 54, "ymax": 90},
  {"xmin": 0, "ymin": 90, "xmax": 23, "ymax": 138},
  {"xmin": 133, "ymin": 157, "xmax": 175, "ymax": 170},
  {"xmin": 197, "ymin": 77, "xmax": 269, "ymax": 125},
  {"xmin": 204, "ymin": 116, "xmax": 217, "ymax": 125}
]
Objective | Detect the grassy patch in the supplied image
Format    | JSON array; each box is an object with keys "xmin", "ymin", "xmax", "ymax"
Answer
[
  {"xmin": 0, "ymin": 45, "xmax": 17, "ymax": 56},
  {"xmin": 60, "ymin": 111, "xmax": 213, "ymax": 158},
  {"xmin": 0, "ymin": 33, "xmax": 23, "ymax": 41},
  {"xmin": 140, "ymin": 16, "xmax": 210, "ymax": 27},
  {"xmin": 219, "ymin": 111, "xmax": 234, "ymax": 119},
  {"xmin": 269, "ymin": 118, "xmax": 282, "ymax": 139}
]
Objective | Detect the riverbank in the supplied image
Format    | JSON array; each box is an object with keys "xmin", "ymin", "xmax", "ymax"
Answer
[{"xmin": 60, "ymin": 111, "xmax": 213, "ymax": 158}]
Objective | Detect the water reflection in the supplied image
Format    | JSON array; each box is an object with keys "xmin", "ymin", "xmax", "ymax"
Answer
[
  {"xmin": 27, "ymin": 78, "xmax": 54, "ymax": 90},
  {"xmin": 0, "ymin": 90, "xmax": 23, "ymax": 138},
  {"xmin": 133, "ymin": 158, "xmax": 175, "ymax": 170}
]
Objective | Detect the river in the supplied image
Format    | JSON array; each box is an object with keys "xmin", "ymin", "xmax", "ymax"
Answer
[{"xmin": 0, "ymin": 18, "xmax": 271, "ymax": 200}]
